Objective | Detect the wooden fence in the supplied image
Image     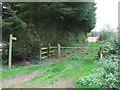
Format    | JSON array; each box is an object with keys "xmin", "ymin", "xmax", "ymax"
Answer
[{"xmin": 40, "ymin": 44, "xmax": 99, "ymax": 60}]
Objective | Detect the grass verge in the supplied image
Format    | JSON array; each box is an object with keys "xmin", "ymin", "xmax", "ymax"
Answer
[{"xmin": 2, "ymin": 64, "xmax": 51, "ymax": 79}]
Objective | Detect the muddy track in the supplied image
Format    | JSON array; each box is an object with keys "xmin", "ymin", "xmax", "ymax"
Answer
[{"xmin": 2, "ymin": 68, "xmax": 51, "ymax": 88}]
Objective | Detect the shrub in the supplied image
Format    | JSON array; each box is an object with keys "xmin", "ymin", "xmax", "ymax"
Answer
[
  {"xmin": 77, "ymin": 54, "xmax": 119, "ymax": 88},
  {"xmin": 30, "ymin": 58, "xmax": 48, "ymax": 65},
  {"xmin": 99, "ymin": 25, "xmax": 118, "ymax": 41},
  {"xmin": 77, "ymin": 74, "xmax": 101, "ymax": 88},
  {"xmin": 99, "ymin": 39, "xmax": 118, "ymax": 58},
  {"xmin": 77, "ymin": 56, "xmax": 120, "ymax": 88},
  {"xmin": 96, "ymin": 56, "xmax": 119, "ymax": 88},
  {"xmin": 64, "ymin": 32, "xmax": 88, "ymax": 47}
]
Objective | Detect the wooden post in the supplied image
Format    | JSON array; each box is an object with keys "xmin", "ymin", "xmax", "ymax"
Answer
[
  {"xmin": 100, "ymin": 46, "xmax": 103, "ymax": 59},
  {"xmin": 48, "ymin": 44, "xmax": 51, "ymax": 57},
  {"xmin": 100, "ymin": 51, "xmax": 103, "ymax": 59},
  {"xmin": 40, "ymin": 48, "xmax": 42, "ymax": 60},
  {"xmin": 8, "ymin": 34, "xmax": 17, "ymax": 69},
  {"xmin": 9, "ymin": 34, "xmax": 12, "ymax": 69},
  {"xmin": 57, "ymin": 44, "xmax": 60, "ymax": 58}
]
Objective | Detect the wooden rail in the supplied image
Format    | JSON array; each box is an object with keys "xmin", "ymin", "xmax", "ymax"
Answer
[
  {"xmin": 40, "ymin": 44, "xmax": 57, "ymax": 60},
  {"xmin": 50, "ymin": 46, "xmax": 97, "ymax": 49},
  {"xmin": 51, "ymin": 47, "xmax": 58, "ymax": 49},
  {"xmin": 41, "ymin": 47, "xmax": 48, "ymax": 50}
]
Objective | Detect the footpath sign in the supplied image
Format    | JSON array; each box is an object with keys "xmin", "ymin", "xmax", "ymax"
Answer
[{"xmin": 9, "ymin": 34, "xmax": 17, "ymax": 69}]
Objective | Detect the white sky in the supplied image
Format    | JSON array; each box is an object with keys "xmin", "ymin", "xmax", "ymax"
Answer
[{"xmin": 92, "ymin": 0, "xmax": 120, "ymax": 32}]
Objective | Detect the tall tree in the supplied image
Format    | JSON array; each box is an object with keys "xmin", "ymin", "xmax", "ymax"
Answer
[{"xmin": 2, "ymin": 2, "xmax": 96, "ymax": 60}]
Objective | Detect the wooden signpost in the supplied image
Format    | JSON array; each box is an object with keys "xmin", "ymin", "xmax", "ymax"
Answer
[{"xmin": 9, "ymin": 34, "xmax": 17, "ymax": 69}]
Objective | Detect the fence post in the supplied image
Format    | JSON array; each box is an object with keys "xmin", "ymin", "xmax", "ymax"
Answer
[
  {"xmin": 100, "ymin": 46, "xmax": 103, "ymax": 59},
  {"xmin": 40, "ymin": 48, "xmax": 42, "ymax": 60},
  {"xmin": 57, "ymin": 44, "xmax": 60, "ymax": 58},
  {"xmin": 48, "ymin": 44, "xmax": 51, "ymax": 57}
]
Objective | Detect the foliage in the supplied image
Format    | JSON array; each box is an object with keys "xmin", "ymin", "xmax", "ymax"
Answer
[
  {"xmin": 97, "ymin": 56, "xmax": 119, "ymax": 88},
  {"xmin": 2, "ymin": 59, "xmax": 8, "ymax": 66},
  {"xmin": 2, "ymin": 44, "xmax": 9, "ymax": 65},
  {"xmin": 2, "ymin": 3, "xmax": 39, "ymax": 60},
  {"xmin": 77, "ymin": 55, "xmax": 119, "ymax": 88},
  {"xmin": 77, "ymin": 74, "xmax": 101, "ymax": 88},
  {"xmin": 2, "ymin": 2, "xmax": 96, "ymax": 60},
  {"xmin": 77, "ymin": 40, "xmax": 119, "ymax": 88},
  {"xmin": 30, "ymin": 58, "xmax": 49, "ymax": 65},
  {"xmin": 99, "ymin": 25, "xmax": 118, "ymax": 58},
  {"xmin": 90, "ymin": 31, "xmax": 99, "ymax": 37},
  {"xmin": 99, "ymin": 39, "xmax": 118, "ymax": 58},
  {"xmin": 99, "ymin": 25, "xmax": 118, "ymax": 41},
  {"xmin": 64, "ymin": 31, "xmax": 88, "ymax": 46}
]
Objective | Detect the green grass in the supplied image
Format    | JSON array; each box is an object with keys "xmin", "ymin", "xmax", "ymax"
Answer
[
  {"xmin": 88, "ymin": 42, "xmax": 99, "ymax": 48},
  {"xmin": 19, "ymin": 43, "xmax": 99, "ymax": 88},
  {"xmin": 2, "ymin": 64, "xmax": 51, "ymax": 79},
  {"xmin": 2, "ymin": 42, "xmax": 100, "ymax": 88},
  {"xmin": 19, "ymin": 57, "xmax": 99, "ymax": 88}
]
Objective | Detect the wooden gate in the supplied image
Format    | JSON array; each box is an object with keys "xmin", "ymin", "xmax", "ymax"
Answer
[{"xmin": 40, "ymin": 44, "xmax": 100, "ymax": 60}]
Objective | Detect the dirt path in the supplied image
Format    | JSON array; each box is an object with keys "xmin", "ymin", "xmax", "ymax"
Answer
[
  {"xmin": 2, "ymin": 68, "xmax": 50, "ymax": 88},
  {"xmin": 45, "ymin": 78, "xmax": 75, "ymax": 88},
  {"xmin": 2, "ymin": 58, "xmax": 61, "ymax": 88},
  {"xmin": 19, "ymin": 77, "xmax": 75, "ymax": 88},
  {"xmin": 2, "ymin": 57, "xmax": 75, "ymax": 88},
  {"xmin": 2, "ymin": 50, "xmax": 85, "ymax": 88}
]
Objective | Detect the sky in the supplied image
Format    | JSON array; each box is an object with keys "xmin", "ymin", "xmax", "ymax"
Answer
[{"xmin": 92, "ymin": 0, "xmax": 120, "ymax": 32}]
